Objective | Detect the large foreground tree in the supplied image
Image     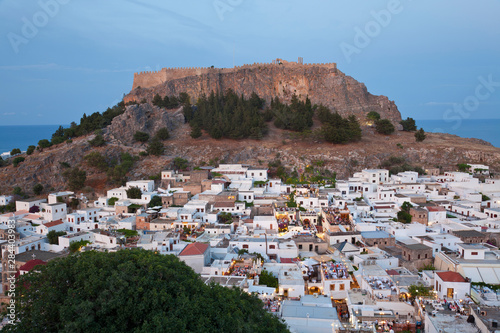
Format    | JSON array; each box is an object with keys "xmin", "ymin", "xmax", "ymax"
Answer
[{"xmin": 3, "ymin": 249, "xmax": 289, "ymax": 333}]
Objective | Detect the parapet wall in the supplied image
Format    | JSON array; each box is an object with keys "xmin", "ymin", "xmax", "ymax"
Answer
[{"xmin": 131, "ymin": 59, "xmax": 337, "ymax": 89}]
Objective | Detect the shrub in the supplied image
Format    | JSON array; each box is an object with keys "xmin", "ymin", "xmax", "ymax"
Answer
[
  {"xmin": 366, "ymin": 111, "xmax": 381, "ymax": 121},
  {"xmin": 12, "ymin": 156, "xmax": 25, "ymax": 167},
  {"xmin": 33, "ymin": 184, "xmax": 44, "ymax": 195},
  {"xmin": 415, "ymin": 128, "xmax": 426, "ymax": 142},
  {"xmin": 375, "ymin": 119, "xmax": 395, "ymax": 135},
  {"xmin": 26, "ymin": 145, "xmax": 36, "ymax": 155},
  {"xmin": 172, "ymin": 157, "xmax": 189, "ymax": 170},
  {"xmin": 133, "ymin": 131, "xmax": 150, "ymax": 143},
  {"xmin": 146, "ymin": 140, "xmax": 164, "ymax": 156},
  {"xmin": 89, "ymin": 134, "xmax": 106, "ymax": 147},
  {"xmin": 10, "ymin": 148, "xmax": 21, "ymax": 156},
  {"xmin": 154, "ymin": 127, "xmax": 170, "ymax": 141},
  {"xmin": 400, "ymin": 117, "xmax": 417, "ymax": 131},
  {"xmin": 84, "ymin": 152, "xmax": 108, "ymax": 171},
  {"xmin": 38, "ymin": 139, "xmax": 52, "ymax": 149},
  {"xmin": 126, "ymin": 186, "xmax": 142, "ymax": 199},
  {"xmin": 108, "ymin": 197, "xmax": 119, "ymax": 206},
  {"xmin": 47, "ymin": 230, "xmax": 67, "ymax": 245}
]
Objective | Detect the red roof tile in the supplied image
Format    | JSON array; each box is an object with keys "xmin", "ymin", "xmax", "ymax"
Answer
[
  {"xmin": 179, "ymin": 242, "xmax": 209, "ymax": 256},
  {"xmin": 280, "ymin": 258, "xmax": 299, "ymax": 264},
  {"xmin": 43, "ymin": 219, "xmax": 64, "ymax": 228},
  {"xmin": 386, "ymin": 269, "xmax": 400, "ymax": 276},
  {"xmin": 427, "ymin": 206, "xmax": 445, "ymax": 212},
  {"xmin": 19, "ymin": 259, "xmax": 47, "ymax": 272},
  {"xmin": 436, "ymin": 271, "xmax": 467, "ymax": 282}
]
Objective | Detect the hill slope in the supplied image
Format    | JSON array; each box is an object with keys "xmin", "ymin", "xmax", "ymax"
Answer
[{"xmin": 1, "ymin": 103, "xmax": 499, "ymax": 196}]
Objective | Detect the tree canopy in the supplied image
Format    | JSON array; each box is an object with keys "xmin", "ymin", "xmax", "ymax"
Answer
[
  {"xmin": 415, "ymin": 128, "xmax": 426, "ymax": 142},
  {"xmin": 3, "ymin": 249, "xmax": 289, "ymax": 333},
  {"xmin": 400, "ymin": 117, "xmax": 417, "ymax": 131},
  {"xmin": 187, "ymin": 90, "xmax": 268, "ymax": 140},
  {"xmin": 317, "ymin": 106, "xmax": 362, "ymax": 144},
  {"xmin": 375, "ymin": 119, "xmax": 395, "ymax": 135}
]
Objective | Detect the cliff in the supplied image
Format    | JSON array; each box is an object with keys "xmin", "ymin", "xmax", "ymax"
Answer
[{"xmin": 124, "ymin": 58, "xmax": 401, "ymax": 123}]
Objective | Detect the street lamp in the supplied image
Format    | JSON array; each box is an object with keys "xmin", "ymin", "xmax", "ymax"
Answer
[{"xmin": 306, "ymin": 313, "xmax": 309, "ymax": 326}]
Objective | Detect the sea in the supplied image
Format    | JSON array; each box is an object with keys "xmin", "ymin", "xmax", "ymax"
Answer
[
  {"xmin": 417, "ymin": 119, "xmax": 500, "ymax": 148},
  {"xmin": 0, "ymin": 119, "xmax": 499, "ymax": 154},
  {"xmin": 0, "ymin": 125, "xmax": 66, "ymax": 155}
]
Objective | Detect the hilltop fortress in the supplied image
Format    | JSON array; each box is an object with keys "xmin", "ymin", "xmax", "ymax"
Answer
[
  {"xmin": 125, "ymin": 58, "xmax": 401, "ymax": 123},
  {"xmin": 132, "ymin": 58, "xmax": 337, "ymax": 90}
]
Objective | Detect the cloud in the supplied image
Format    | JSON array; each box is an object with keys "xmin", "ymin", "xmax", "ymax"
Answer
[{"xmin": 2, "ymin": 112, "xmax": 16, "ymax": 116}]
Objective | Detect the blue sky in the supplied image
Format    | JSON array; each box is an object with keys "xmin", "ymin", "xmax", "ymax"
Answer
[{"xmin": 0, "ymin": 0, "xmax": 499, "ymax": 125}]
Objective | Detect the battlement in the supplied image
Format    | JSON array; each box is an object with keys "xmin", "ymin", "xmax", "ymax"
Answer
[{"xmin": 131, "ymin": 58, "xmax": 337, "ymax": 89}]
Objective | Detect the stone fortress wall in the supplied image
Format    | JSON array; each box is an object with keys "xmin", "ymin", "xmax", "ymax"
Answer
[{"xmin": 131, "ymin": 58, "xmax": 337, "ymax": 90}]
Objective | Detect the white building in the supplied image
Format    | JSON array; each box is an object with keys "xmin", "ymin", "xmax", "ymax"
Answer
[{"xmin": 434, "ymin": 271, "xmax": 470, "ymax": 301}]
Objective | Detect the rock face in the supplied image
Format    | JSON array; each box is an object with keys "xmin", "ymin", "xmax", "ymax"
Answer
[
  {"xmin": 106, "ymin": 104, "xmax": 185, "ymax": 145},
  {"xmin": 124, "ymin": 59, "xmax": 401, "ymax": 123}
]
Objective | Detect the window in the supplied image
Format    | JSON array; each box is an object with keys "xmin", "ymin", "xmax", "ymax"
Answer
[
  {"xmin": 330, "ymin": 284, "xmax": 335, "ymax": 291},
  {"xmin": 339, "ymin": 284, "xmax": 345, "ymax": 290},
  {"xmin": 418, "ymin": 254, "xmax": 421, "ymax": 259},
  {"xmin": 471, "ymin": 252, "xmax": 478, "ymax": 255},
  {"xmin": 243, "ymin": 244, "xmax": 248, "ymax": 249},
  {"xmin": 269, "ymin": 245, "xmax": 275, "ymax": 249}
]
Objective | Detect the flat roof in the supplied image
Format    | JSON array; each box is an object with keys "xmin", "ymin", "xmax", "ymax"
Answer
[{"xmin": 361, "ymin": 231, "xmax": 392, "ymax": 239}]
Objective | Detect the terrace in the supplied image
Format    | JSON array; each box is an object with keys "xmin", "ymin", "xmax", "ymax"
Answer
[{"xmin": 321, "ymin": 262, "xmax": 349, "ymax": 280}]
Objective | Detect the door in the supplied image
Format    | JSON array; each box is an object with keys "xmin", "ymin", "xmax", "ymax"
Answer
[{"xmin": 447, "ymin": 288, "xmax": 454, "ymax": 299}]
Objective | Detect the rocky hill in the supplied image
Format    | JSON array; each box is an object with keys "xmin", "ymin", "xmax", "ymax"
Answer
[
  {"xmin": 124, "ymin": 58, "xmax": 401, "ymax": 124},
  {"xmin": 1, "ymin": 102, "xmax": 499, "ymax": 197}
]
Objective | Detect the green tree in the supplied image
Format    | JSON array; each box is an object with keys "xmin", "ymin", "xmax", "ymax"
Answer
[
  {"xmin": 401, "ymin": 201, "xmax": 413, "ymax": 213},
  {"xmin": 33, "ymin": 184, "xmax": 44, "ymax": 195},
  {"xmin": 173, "ymin": 157, "xmax": 189, "ymax": 170},
  {"xmin": 133, "ymin": 131, "xmax": 150, "ymax": 143},
  {"xmin": 375, "ymin": 119, "xmax": 395, "ymax": 135},
  {"xmin": 148, "ymin": 195, "xmax": 162, "ymax": 207},
  {"xmin": 259, "ymin": 270, "xmax": 279, "ymax": 289},
  {"xmin": 152, "ymin": 93, "xmax": 164, "ymax": 107},
  {"xmin": 366, "ymin": 111, "xmax": 381, "ymax": 121},
  {"xmin": 13, "ymin": 186, "xmax": 24, "ymax": 196},
  {"xmin": 457, "ymin": 163, "xmax": 471, "ymax": 172},
  {"xmin": 108, "ymin": 197, "xmax": 119, "ymax": 206},
  {"xmin": 10, "ymin": 148, "xmax": 21, "ymax": 156},
  {"xmin": 38, "ymin": 139, "xmax": 51, "ymax": 149},
  {"xmin": 397, "ymin": 210, "xmax": 412, "ymax": 224},
  {"xmin": 146, "ymin": 139, "xmax": 164, "ymax": 156},
  {"xmin": 400, "ymin": 117, "xmax": 417, "ymax": 131},
  {"xmin": 26, "ymin": 145, "xmax": 36, "ymax": 155},
  {"xmin": 415, "ymin": 128, "xmax": 426, "ymax": 142},
  {"xmin": 62, "ymin": 167, "xmax": 87, "ymax": 191},
  {"xmin": 117, "ymin": 229, "xmax": 139, "ymax": 238},
  {"xmin": 12, "ymin": 156, "xmax": 25, "ymax": 167},
  {"xmin": 154, "ymin": 127, "xmax": 170, "ymax": 140},
  {"xmin": 47, "ymin": 230, "xmax": 67, "ymax": 245},
  {"xmin": 190, "ymin": 124, "xmax": 202, "ymax": 138},
  {"xmin": 69, "ymin": 240, "xmax": 91, "ymax": 253},
  {"xmin": 126, "ymin": 186, "xmax": 142, "ymax": 199},
  {"xmin": 0, "ymin": 249, "xmax": 289, "ymax": 332}
]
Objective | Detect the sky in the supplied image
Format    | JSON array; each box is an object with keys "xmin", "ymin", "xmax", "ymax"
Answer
[{"xmin": 0, "ymin": 0, "xmax": 499, "ymax": 125}]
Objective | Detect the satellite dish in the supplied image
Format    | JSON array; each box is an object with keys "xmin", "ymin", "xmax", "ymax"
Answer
[{"xmin": 334, "ymin": 250, "xmax": 340, "ymax": 256}]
